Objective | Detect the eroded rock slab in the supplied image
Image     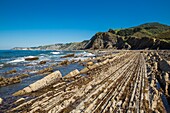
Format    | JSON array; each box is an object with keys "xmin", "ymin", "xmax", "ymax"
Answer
[{"xmin": 13, "ymin": 70, "xmax": 62, "ymax": 96}]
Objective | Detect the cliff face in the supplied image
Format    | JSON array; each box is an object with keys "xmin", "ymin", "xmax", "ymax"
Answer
[
  {"xmin": 12, "ymin": 22, "xmax": 170, "ymax": 50},
  {"xmin": 85, "ymin": 22, "xmax": 170, "ymax": 50},
  {"xmin": 84, "ymin": 32, "xmax": 129, "ymax": 49}
]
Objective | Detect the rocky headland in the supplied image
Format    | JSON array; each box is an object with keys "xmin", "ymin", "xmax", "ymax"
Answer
[{"xmin": 12, "ymin": 22, "xmax": 170, "ymax": 50}]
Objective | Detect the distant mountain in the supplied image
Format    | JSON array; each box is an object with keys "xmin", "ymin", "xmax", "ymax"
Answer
[
  {"xmin": 12, "ymin": 22, "xmax": 170, "ymax": 50},
  {"xmin": 12, "ymin": 41, "xmax": 89, "ymax": 50}
]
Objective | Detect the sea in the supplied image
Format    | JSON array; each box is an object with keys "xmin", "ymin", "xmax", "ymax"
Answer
[{"xmin": 0, "ymin": 50, "xmax": 94, "ymax": 100}]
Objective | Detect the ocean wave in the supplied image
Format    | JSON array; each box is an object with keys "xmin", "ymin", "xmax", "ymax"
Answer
[
  {"xmin": 0, "ymin": 64, "xmax": 4, "ymax": 68},
  {"xmin": 83, "ymin": 53, "xmax": 95, "ymax": 57},
  {"xmin": 75, "ymin": 51, "xmax": 87, "ymax": 56},
  {"xmin": 51, "ymin": 52, "xmax": 61, "ymax": 55},
  {"xmin": 8, "ymin": 58, "xmax": 25, "ymax": 63},
  {"xmin": 39, "ymin": 54, "xmax": 47, "ymax": 56},
  {"xmin": 71, "ymin": 57, "xmax": 88, "ymax": 61},
  {"xmin": 7, "ymin": 55, "xmax": 38, "ymax": 64},
  {"xmin": 25, "ymin": 56, "xmax": 37, "ymax": 58}
]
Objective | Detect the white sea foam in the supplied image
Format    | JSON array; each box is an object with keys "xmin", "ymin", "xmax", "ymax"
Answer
[
  {"xmin": 51, "ymin": 52, "xmax": 61, "ymax": 55},
  {"xmin": 0, "ymin": 64, "xmax": 4, "ymax": 67},
  {"xmin": 40, "ymin": 54, "xmax": 47, "ymax": 56},
  {"xmin": 39, "ymin": 56, "xmax": 50, "ymax": 62},
  {"xmin": 29, "ymin": 70, "xmax": 38, "ymax": 74},
  {"xmin": 7, "ymin": 55, "xmax": 38, "ymax": 64},
  {"xmin": 83, "ymin": 53, "xmax": 95, "ymax": 57},
  {"xmin": 25, "ymin": 56, "xmax": 37, "ymax": 58},
  {"xmin": 72, "ymin": 57, "xmax": 88, "ymax": 61},
  {"xmin": 8, "ymin": 58, "xmax": 25, "ymax": 63}
]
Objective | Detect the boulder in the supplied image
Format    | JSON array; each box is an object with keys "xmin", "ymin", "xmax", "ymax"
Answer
[
  {"xmin": 80, "ymin": 67, "xmax": 89, "ymax": 74},
  {"xmin": 29, "ymin": 80, "xmax": 45, "ymax": 92},
  {"xmin": 39, "ymin": 61, "xmax": 47, "ymax": 65},
  {"xmin": 102, "ymin": 59, "xmax": 109, "ymax": 65},
  {"xmin": 37, "ymin": 67, "xmax": 53, "ymax": 74},
  {"xmin": 25, "ymin": 56, "xmax": 39, "ymax": 61},
  {"xmin": 0, "ymin": 76, "xmax": 21, "ymax": 87},
  {"xmin": 98, "ymin": 62, "xmax": 103, "ymax": 66},
  {"xmin": 44, "ymin": 71, "xmax": 62, "ymax": 84},
  {"xmin": 109, "ymin": 58, "xmax": 115, "ymax": 63},
  {"xmin": 5, "ymin": 69, "xmax": 17, "ymax": 74},
  {"xmin": 58, "ymin": 60, "xmax": 70, "ymax": 66},
  {"xmin": 64, "ymin": 69, "xmax": 80, "ymax": 78},
  {"xmin": 88, "ymin": 64, "xmax": 98, "ymax": 70},
  {"xmin": 13, "ymin": 90, "xmax": 25, "ymax": 96},
  {"xmin": 61, "ymin": 54, "xmax": 74, "ymax": 58},
  {"xmin": 13, "ymin": 70, "xmax": 62, "ymax": 96},
  {"xmin": 158, "ymin": 59, "xmax": 170, "ymax": 72},
  {"xmin": 19, "ymin": 74, "xmax": 29, "ymax": 79},
  {"xmin": 87, "ymin": 62, "xmax": 93, "ymax": 66},
  {"xmin": 14, "ymin": 98, "xmax": 25, "ymax": 105},
  {"xmin": 23, "ymin": 87, "xmax": 32, "ymax": 93}
]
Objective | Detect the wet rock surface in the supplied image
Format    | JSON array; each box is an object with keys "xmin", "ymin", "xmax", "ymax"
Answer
[
  {"xmin": 39, "ymin": 60, "xmax": 47, "ymax": 65},
  {"xmin": 25, "ymin": 56, "xmax": 39, "ymax": 61},
  {"xmin": 13, "ymin": 70, "xmax": 62, "ymax": 96},
  {"xmin": 0, "ymin": 76, "xmax": 21, "ymax": 87},
  {"xmin": 37, "ymin": 67, "xmax": 53, "ymax": 74},
  {"xmin": 5, "ymin": 69, "xmax": 17, "ymax": 75},
  {"xmin": 1, "ymin": 50, "xmax": 170, "ymax": 113},
  {"xmin": 61, "ymin": 54, "xmax": 75, "ymax": 58}
]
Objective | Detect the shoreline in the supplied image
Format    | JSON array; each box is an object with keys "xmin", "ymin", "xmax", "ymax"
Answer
[{"xmin": 0, "ymin": 50, "xmax": 170, "ymax": 112}]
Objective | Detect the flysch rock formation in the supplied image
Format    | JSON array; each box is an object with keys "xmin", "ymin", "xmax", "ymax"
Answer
[
  {"xmin": 13, "ymin": 71, "xmax": 62, "ymax": 96},
  {"xmin": 5, "ymin": 50, "xmax": 170, "ymax": 113}
]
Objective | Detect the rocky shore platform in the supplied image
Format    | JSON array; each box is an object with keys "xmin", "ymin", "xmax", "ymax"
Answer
[{"xmin": 1, "ymin": 50, "xmax": 170, "ymax": 113}]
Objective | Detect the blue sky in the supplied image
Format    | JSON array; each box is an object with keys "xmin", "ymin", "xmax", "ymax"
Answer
[{"xmin": 0, "ymin": 0, "xmax": 170, "ymax": 49}]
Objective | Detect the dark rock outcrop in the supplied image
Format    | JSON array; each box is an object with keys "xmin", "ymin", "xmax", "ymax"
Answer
[
  {"xmin": 37, "ymin": 67, "xmax": 53, "ymax": 74},
  {"xmin": 158, "ymin": 59, "xmax": 170, "ymax": 72},
  {"xmin": 5, "ymin": 69, "xmax": 17, "ymax": 74},
  {"xmin": 60, "ymin": 54, "xmax": 74, "ymax": 58},
  {"xmin": 39, "ymin": 61, "xmax": 47, "ymax": 65},
  {"xmin": 85, "ymin": 32, "xmax": 126, "ymax": 49},
  {"xmin": 0, "ymin": 76, "xmax": 21, "ymax": 87},
  {"xmin": 25, "ymin": 57, "xmax": 39, "ymax": 61},
  {"xmin": 85, "ymin": 22, "xmax": 170, "ymax": 50},
  {"xmin": 125, "ymin": 37, "xmax": 170, "ymax": 50}
]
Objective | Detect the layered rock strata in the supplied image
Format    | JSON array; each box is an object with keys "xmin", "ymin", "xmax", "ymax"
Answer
[{"xmin": 6, "ymin": 51, "xmax": 170, "ymax": 113}]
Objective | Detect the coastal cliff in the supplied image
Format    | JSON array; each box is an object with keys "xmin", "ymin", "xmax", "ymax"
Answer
[
  {"xmin": 12, "ymin": 22, "xmax": 170, "ymax": 50},
  {"xmin": 84, "ymin": 22, "xmax": 170, "ymax": 50}
]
